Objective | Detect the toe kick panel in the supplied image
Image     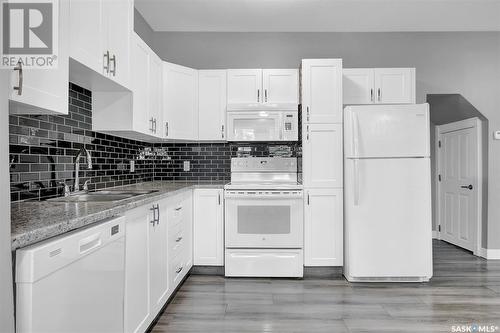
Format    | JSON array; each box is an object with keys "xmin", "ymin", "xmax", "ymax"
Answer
[{"xmin": 225, "ymin": 249, "xmax": 303, "ymax": 277}]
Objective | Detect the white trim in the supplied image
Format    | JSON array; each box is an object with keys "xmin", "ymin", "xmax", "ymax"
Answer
[
  {"xmin": 435, "ymin": 117, "xmax": 482, "ymax": 255},
  {"xmin": 477, "ymin": 248, "xmax": 500, "ymax": 260}
]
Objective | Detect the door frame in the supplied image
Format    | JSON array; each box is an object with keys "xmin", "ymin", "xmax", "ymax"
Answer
[{"xmin": 435, "ymin": 117, "xmax": 482, "ymax": 255}]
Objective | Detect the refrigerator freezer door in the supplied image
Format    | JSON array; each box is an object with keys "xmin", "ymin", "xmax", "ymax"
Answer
[
  {"xmin": 344, "ymin": 104, "xmax": 430, "ymax": 158},
  {"xmin": 344, "ymin": 158, "xmax": 433, "ymax": 280}
]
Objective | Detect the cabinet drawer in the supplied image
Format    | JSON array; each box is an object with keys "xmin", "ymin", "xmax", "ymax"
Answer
[
  {"xmin": 168, "ymin": 200, "xmax": 185, "ymax": 226},
  {"xmin": 169, "ymin": 224, "xmax": 185, "ymax": 258}
]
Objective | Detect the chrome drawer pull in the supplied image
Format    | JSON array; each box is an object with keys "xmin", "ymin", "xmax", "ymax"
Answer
[
  {"xmin": 176, "ymin": 267, "xmax": 183, "ymax": 274},
  {"xmin": 176, "ymin": 236, "xmax": 183, "ymax": 242}
]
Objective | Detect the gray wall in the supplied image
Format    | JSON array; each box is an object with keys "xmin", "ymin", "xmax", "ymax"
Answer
[
  {"xmin": 142, "ymin": 31, "xmax": 500, "ymax": 249},
  {"xmin": 134, "ymin": 9, "xmax": 155, "ymax": 48},
  {"xmin": 1, "ymin": 71, "xmax": 15, "ymax": 332}
]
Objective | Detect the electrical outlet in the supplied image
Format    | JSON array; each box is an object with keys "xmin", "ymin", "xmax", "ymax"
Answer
[
  {"xmin": 494, "ymin": 131, "xmax": 500, "ymax": 140},
  {"xmin": 183, "ymin": 161, "xmax": 190, "ymax": 172},
  {"xmin": 130, "ymin": 160, "xmax": 135, "ymax": 173}
]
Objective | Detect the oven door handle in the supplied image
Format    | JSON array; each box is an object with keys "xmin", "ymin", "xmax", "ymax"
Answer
[{"xmin": 224, "ymin": 193, "xmax": 303, "ymax": 199}]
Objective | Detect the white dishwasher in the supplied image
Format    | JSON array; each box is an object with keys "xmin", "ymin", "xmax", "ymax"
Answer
[{"xmin": 15, "ymin": 216, "xmax": 126, "ymax": 333}]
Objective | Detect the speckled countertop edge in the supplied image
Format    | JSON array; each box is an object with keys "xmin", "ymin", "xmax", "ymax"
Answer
[{"xmin": 11, "ymin": 181, "xmax": 226, "ymax": 251}]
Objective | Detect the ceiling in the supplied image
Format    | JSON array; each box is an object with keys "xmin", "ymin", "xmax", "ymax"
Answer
[{"xmin": 135, "ymin": 0, "xmax": 500, "ymax": 32}]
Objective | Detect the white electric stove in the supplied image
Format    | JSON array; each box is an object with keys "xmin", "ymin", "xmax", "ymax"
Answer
[{"xmin": 224, "ymin": 157, "xmax": 304, "ymax": 278}]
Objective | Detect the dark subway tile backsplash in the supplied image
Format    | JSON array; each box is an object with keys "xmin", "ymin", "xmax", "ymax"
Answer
[
  {"xmin": 9, "ymin": 83, "xmax": 300, "ymax": 202},
  {"xmin": 9, "ymin": 83, "xmax": 154, "ymax": 202}
]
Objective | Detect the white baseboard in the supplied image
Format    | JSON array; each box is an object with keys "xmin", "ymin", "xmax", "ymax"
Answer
[
  {"xmin": 477, "ymin": 248, "xmax": 500, "ymax": 260},
  {"xmin": 432, "ymin": 231, "xmax": 439, "ymax": 239}
]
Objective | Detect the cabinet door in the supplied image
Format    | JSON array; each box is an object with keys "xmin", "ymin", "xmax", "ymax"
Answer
[
  {"xmin": 181, "ymin": 192, "xmax": 193, "ymax": 270},
  {"xmin": 301, "ymin": 59, "xmax": 342, "ymax": 124},
  {"xmin": 69, "ymin": 0, "xmax": 104, "ymax": 75},
  {"xmin": 374, "ymin": 68, "xmax": 415, "ymax": 104},
  {"xmin": 262, "ymin": 69, "xmax": 298, "ymax": 105},
  {"xmin": 227, "ymin": 69, "xmax": 262, "ymax": 105},
  {"xmin": 149, "ymin": 200, "xmax": 170, "ymax": 315},
  {"xmin": 193, "ymin": 189, "xmax": 224, "ymax": 266},
  {"xmin": 343, "ymin": 69, "xmax": 374, "ymax": 105},
  {"xmin": 102, "ymin": 0, "xmax": 132, "ymax": 88},
  {"xmin": 9, "ymin": 0, "xmax": 69, "ymax": 115},
  {"xmin": 163, "ymin": 62, "xmax": 198, "ymax": 140},
  {"xmin": 124, "ymin": 206, "xmax": 151, "ymax": 333},
  {"xmin": 198, "ymin": 70, "xmax": 227, "ymax": 140},
  {"xmin": 302, "ymin": 123, "xmax": 343, "ymax": 188},
  {"xmin": 150, "ymin": 53, "xmax": 163, "ymax": 138},
  {"xmin": 304, "ymin": 188, "xmax": 343, "ymax": 266},
  {"xmin": 131, "ymin": 34, "xmax": 152, "ymax": 136}
]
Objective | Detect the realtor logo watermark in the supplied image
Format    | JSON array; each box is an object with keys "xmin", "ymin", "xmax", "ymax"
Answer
[
  {"xmin": 451, "ymin": 324, "xmax": 500, "ymax": 333},
  {"xmin": 1, "ymin": 0, "xmax": 58, "ymax": 69}
]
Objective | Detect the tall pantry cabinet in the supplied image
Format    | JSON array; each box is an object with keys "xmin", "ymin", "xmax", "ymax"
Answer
[{"xmin": 301, "ymin": 59, "xmax": 344, "ymax": 267}]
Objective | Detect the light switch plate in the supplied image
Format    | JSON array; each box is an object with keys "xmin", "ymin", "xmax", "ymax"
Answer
[
  {"xmin": 494, "ymin": 131, "xmax": 500, "ymax": 140},
  {"xmin": 130, "ymin": 160, "xmax": 135, "ymax": 173},
  {"xmin": 183, "ymin": 161, "xmax": 190, "ymax": 172}
]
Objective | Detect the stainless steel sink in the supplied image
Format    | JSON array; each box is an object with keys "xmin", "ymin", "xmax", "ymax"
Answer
[{"xmin": 47, "ymin": 190, "xmax": 159, "ymax": 203}]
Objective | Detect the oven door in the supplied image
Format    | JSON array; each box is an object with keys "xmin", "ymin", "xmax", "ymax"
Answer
[
  {"xmin": 227, "ymin": 111, "xmax": 282, "ymax": 141},
  {"xmin": 225, "ymin": 190, "xmax": 304, "ymax": 248}
]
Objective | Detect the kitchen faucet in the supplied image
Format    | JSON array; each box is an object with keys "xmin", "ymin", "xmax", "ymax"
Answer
[{"xmin": 59, "ymin": 147, "xmax": 93, "ymax": 197}]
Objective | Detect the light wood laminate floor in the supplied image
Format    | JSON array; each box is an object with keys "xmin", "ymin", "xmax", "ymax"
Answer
[{"xmin": 151, "ymin": 241, "xmax": 500, "ymax": 332}]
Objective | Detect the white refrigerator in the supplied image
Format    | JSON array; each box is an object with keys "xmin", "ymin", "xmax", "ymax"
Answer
[{"xmin": 343, "ymin": 103, "xmax": 433, "ymax": 282}]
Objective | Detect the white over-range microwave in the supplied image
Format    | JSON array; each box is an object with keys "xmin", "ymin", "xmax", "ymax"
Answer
[{"xmin": 226, "ymin": 106, "xmax": 298, "ymax": 142}]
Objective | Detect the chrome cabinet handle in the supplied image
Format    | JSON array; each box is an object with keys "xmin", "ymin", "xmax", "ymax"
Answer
[
  {"xmin": 156, "ymin": 204, "xmax": 160, "ymax": 224},
  {"xmin": 257, "ymin": 89, "xmax": 260, "ymax": 102},
  {"xmin": 265, "ymin": 89, "xmax": 268, "ymax": 102},
  {"xmin": 370, "ymin": 89, "xmax": 374, "ymax": 102},
  {"xmin": 306, "ymin": 125, "xmax": 309, "ymax": 141},
  {"xmin": 13, "ymin": 60, "xmax": 23, "ymax": 95},
  {"xmin": 307, "ymin": 192, "xmax": 310, "ymax": 205},
  {"xmin": 103, "ymin": 51, "xmax": 110, "ymax": 74},
  {"xmin": 306, "ymin": 106, "xmax": 310, "ymax": 122},
  {"xmin": 461, "ymin": 184, "xmax": 473, "ymax": 190},
  {"xmin": 109, "ymin": 54, "xmax": 116, "ymax": 76},
  {"xmin": 175, "ymin": 206, "xmax": 182, "ymax": 211},
  {"xmin": 153, "ymin": 118, "xmax": 157, "ymax": 134},
  {"xmin": 175, "ymin": 266, "xmax": 183, "ymax": 274},
  {"xmin": 176, "ymin": 236, "xmax": 183, "ymax": 242},
  {"xmin": 221, "ymin": 125, "xmax": 225, "ymax": 139},
  {"xmin": 150, "ymin": 205, "xmax": 157, "ymax": 225},
  {"xmin": 218, "ymin": 193, "xmax": 221, "ymax": 205},
  {"xmin": 165, "ymin": 122, "xmax": 169, "ymax": 137},
  {"xmin": 378, "ymin": 88, "xmax": 381, "ymax": 102}
]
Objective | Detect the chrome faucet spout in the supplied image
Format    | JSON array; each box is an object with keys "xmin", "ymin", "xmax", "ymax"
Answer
[{"xmin": 74, "ymin": 147, "xmax": 93, "ymax": 192}]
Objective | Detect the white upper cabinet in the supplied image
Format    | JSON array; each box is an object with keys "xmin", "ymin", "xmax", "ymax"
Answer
[
  {"xmin": 304, "ymin": 188, "xmax": 343, "ymax": 266},
  {"xmin": 343, "ymin": 68, "xmax": 415, "ymax": 105},
  {"xmin": 374, "ymin": 68, "xmax": 415, "ymax": 104},
  {"xmin": 198, "ymin": 70, "xmax": 227, "ymax": 141},
  {"xmin": 193, "ymin": 189, "xmax": 224, "ymax": 266},
  {"xmin": 301, "ymin": 59, "xmax": 343, "ymax": 124},
  {"xmin": 9, "ymin": 0, "xmax": 69, "ymax": 115},
  {"xmin": 69, "ymin": 0, "xmax": 132, "ymax": 89},
  {"xmin": 227, "ymin": 69, "xmax": 298, "ymax": 107},
  {"xmin": 227, "ymin": 69, "xmax": 262, "ymax": 105},
  {"xmin": 262, "ymin": 69, "xmax": 298, "ymax": 105},
  {"xmin": 163, "ymin": 62, "xmax": 199, "ymax": 140},
  {"xmin": 149, "ymin": 53, "xmax": 163, "ymax": 138},
  {"xmin": 342, "ymin": 69, "xmax": 374, "ymax": 105},
  {"xmin": 302, "ymin": 123, "xmax": 343, "ymax": 188}
]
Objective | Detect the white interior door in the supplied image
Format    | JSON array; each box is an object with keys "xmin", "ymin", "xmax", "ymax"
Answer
[
  {"xmin": 438, "ymin": 119, "xmax": 480, "ymax": 252},
  {"xmin": 343, "ymin": 69, "xmax": 375, "ymax": 105},
  {"xmin": 227, "ymin": 69, "xmax": 262, "ymax": 104},
  {"xmin": 262, "ymin": 69, "xmax": 298, "ymax": 105},
  {"xmin": 374, "ymin": 68, "xmax": 415, "ymax": 104}
]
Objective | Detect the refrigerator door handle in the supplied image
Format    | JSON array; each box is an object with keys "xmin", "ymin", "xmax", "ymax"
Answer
[
  {"xmin": 352, "ymin": 111, "xmax": 360, "ymax": 157},
  {"xmin": 353, "ymin": 159, "xmax": 360, "ymax": 206}
]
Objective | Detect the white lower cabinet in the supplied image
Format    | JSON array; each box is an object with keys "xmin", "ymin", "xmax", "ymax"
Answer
[
  {"xmin": 125, "ymin": 190, "xmax": 193, "ymax": 333},
  {"xmin": 193, "ymin": 189, "xmax": 224, "ymax": 266},
  {"xmin": 124, "ymin": 204, "xmax": 152, "ymax": 333},
  {"xmin": 304, "ymin": 188, "xmax": 344, "ymax": 266}
]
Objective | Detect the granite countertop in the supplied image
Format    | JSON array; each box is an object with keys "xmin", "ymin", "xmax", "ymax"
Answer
[{"xmin": 11, "ymin": 181, "xmax": 226, "ymax": 251}]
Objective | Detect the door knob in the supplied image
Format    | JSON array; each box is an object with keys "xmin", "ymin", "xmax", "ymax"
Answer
[{"xmin": 460, "ymin": 184, "xmax": 473, "ymax": 190}]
